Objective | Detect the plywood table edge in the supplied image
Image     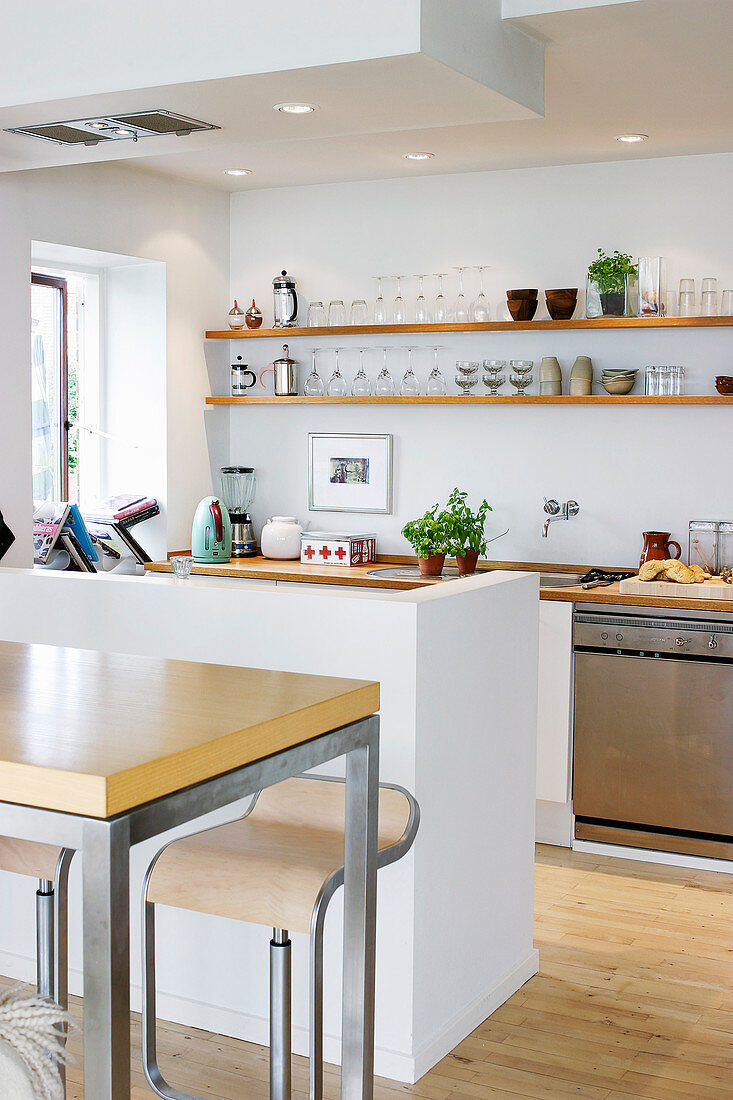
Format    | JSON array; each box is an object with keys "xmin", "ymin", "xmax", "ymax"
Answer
[{"xmin": 0, "ymin": 763, "xmax": 109, "ymax": 818}]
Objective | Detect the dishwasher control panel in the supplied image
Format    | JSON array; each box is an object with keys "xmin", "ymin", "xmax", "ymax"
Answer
[{"xmin": 574, "ymin": 614, "xmax": 733, "ymax": 659}]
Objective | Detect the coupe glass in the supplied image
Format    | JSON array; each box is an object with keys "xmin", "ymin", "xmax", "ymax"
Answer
[
  {"xmin": 401, "ymin": 347, "xmax": 420, "ymax": 396},
  {"xmin": 393, "ymin": 276, "xmax": 406, "ymax": 324},
  {"xmin": 510, "ymin": 359, "xmax": 533, "ymax": 396},
  {"xmin": 350, "ymin": 299, "xmax": 369, "ymax": 325},
  {"xmin": 304, "ymin": 349, "xmax": 325, "ymax": 396},
  {"xmin": 483, "ymin": 359, "xmax": 506, "ymax": 395},
  {"xmin": 455, "ymin": 375, "xmax": 478, "ymax": 396},
  {"xmin": 426, "ymin": 347, "xmax": 446, "ymax": 395},
  {"xmin": 373, "ymin": 276, "xmax": 387, "ymax": 324},
  {"xmin": 307, "ymin": 301, "xmax": 326, "ymax": 327},
  {"xmin": 433, "ymin": 273, "xmax": 448, "ymax": 323},
  {"xmin": 375, "ymin": 347, "xmax": 395, "ymax": 396},
  {"xmin": 329, "ymin": 299, "xmax": 347, "ymax": 326},
  {"xmin": 470, "ymin": 266, "xmax": 491, "ymax": 322},
  {"xmin": 415, "ymin": 275, "xmax": 431, "ymax": 324},
  {"xmin": 327, "ymin": 348, "xmax": 348, "ymax": 396},
  {"xmin": 453, "ymin": 267, "xmax": 470, "ymax": 324},
  {"xmin": 352, "ymin": 348, "xmax": 371, "ymax": 396}
]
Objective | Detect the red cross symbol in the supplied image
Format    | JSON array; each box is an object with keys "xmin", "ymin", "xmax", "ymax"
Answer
[
  {"xmin": 303, "ymin": 545, "xmax": 315, "ymax": 559},
  {"xmin": 320, "ymin": 546, "xmax": 332, "ymax": 559},
  {"xmin": 335, "ymin": 546, "xmax": 347, "ymax": 561}
]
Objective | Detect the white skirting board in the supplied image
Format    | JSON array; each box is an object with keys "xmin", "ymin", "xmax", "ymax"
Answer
[
  {"xmin": 535, "ymin": 799, "xmax": 573, "ymax": 847},
  {"xmin": 0, "ymin": 946, "xmax": 539, "ymax": 1085},
  {"xmin": 572, "ymin": 839, "xmax": 733, "ymax": 875}
]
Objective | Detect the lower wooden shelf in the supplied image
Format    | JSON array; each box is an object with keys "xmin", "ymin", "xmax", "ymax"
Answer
[{"xmin": 206, "ymin": 395, "xmax": 730, "ymax": 406}]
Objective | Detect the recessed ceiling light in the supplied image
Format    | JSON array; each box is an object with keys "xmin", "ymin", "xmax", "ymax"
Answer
[
  {"xmin": 273, "ymin": 102, "xmax": 318, "ymax": 114},
  {"xmin": 403, "ymin": 151, "xmax": 435, "ymax": 161},
  {"xmin": 615, "ymin": 133, "xmax": 648, "ymax": 144},
  {"xmin": 88, "ymin": 121, "xmax": 107, "ymax": 129},
  {"xmin": 224, "ymin": 169, "xmax": 252, "ymax": 177},
  {"xmin": 114, "ymin": 128, "xmax": 134, "ymax": 137}
]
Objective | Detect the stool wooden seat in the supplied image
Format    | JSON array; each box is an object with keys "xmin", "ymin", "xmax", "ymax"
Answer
[
  {"xmin": 142, "ymin": 775, "xmax": 419, "ymax": 1100},
  {"xmin": 0, "ymin": 838, "xmax": 62, "ymax": 882}
]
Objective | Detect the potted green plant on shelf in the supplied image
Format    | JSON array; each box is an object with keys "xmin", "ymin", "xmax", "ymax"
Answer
[
  {"xmin": 444, "ymin": 488, "xmax": 493, "ymax": 576},
  {"xmin": 585, "ymin": 248, "xmax": 638, "ymax": 318},
  {"xmin": 401, "ymin": 504, "xmax": 450, "ymax": 576}
]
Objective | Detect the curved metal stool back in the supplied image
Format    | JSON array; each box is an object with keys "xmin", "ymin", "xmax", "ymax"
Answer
[{"xmin": 141, "ymin": 775, "xmax": 419, "ymax": 1100}]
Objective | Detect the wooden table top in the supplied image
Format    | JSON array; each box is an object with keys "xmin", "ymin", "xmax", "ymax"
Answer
[
  {"xmin": 0, "ymin": 642, "xmax": 379, "ymax": 818},
  {"xmin": 540, "ymin": 580, "xmax": 733, "ymax": 615}
]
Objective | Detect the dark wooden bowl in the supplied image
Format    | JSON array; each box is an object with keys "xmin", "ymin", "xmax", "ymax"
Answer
[
  {"xmin": 715, "ymin": 376, "xmax": 733, "ymax": 394},
  {"xmin": 507, "ymin": 289, "xmax": 538, "ymax": 300},
  {"xmin": 545, "ymin": 287, "xmax": 578, "ymax": 320},
  {"xmin": 508, "ymin": 298, "xmax": 539, "ymax": 321}
]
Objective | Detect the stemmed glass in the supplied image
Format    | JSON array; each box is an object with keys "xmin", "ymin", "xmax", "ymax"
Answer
[
  {"xmin": 414, "ymin": 275, "xmax": 431, "ymax": 324},
  {"xmin": 455, "ymin": 361, "xmax": 479, "ymax": 396},
  {"xmin": 352, "ymin": 348, "xmax": 371, "ymax": 396},
  {"xmin": 401, "ymin": 347, "xmax": 420, "ymax": 396},
  {"xmin": 375, "ymin": 347, "xmax": 395, "ymax": 396},
  {"xmin": 373, "ymin": 277, "xmax": 387, "ymax": 324},
  {"xmin": 509, "ymin": 359, "xmax": 533, "ymax": 397},
  {"xmin": 483, "ymin": 359, "xmax": 506, "ymax": 395},
  {"xmin": 426, "ymin": 347, "xmax": 446, "ymax": 395},
  {"xmin": 453, "ymin": 267, "xmax": 470, "ymax": 324},
  {"xmin": 433, "ymin": 274, "xmax": 448, "ymax": 323},
  {"xmin": 327, "ymin": 348, "xmax": 348, "ymax": 397},
  {"xmin": 470, "ymin": 266, "xmax": 491, "ymax": 322},
  {"xmin": 392, "ymin": 276, "xmax": 406, "ymax": 324},
  {"xmin": 304, "ymin": 348, "xmax": 325, "ymax": 396}
]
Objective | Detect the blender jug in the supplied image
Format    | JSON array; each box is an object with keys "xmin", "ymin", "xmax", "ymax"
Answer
[{"xmin": 220, "ymin": 467, "xmax": 257, "ymax": 557}]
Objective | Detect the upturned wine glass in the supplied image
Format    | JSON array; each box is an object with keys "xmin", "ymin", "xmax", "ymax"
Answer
[
  {"xmin": 401, "ymin": 347, "xmax": 420, "ymax": 396},
  {"xmin": 304, "ymin": 349, "xmax": 325, "ymax": 396},
  {"xmin": 373, "ymin": 276, "xmax": 387, "ymax": 324},
  {"xmin": 426, "ymin": 346, "xmax": 446, "ymax": 395},
  {"xmin": 453, "ymin": 267, "xmax": 470, "ymax": 324},
  {"xmin": 415, "ymin": 275, "xmax": 431, "ymax": 324},
  {"xmin": 433, "ymin": 273, "xmax": 448, "ymax": 323},
  {"xmin": 327, "ymin": 348, "xmax": 348, "ymax": 397},
  {"xmin": 352, "ymin": 348, "xmax": 371, "ymax": 396},
  {"xmin": 470, "ymin": 266, "xmax": 491, "ymax": 322},
  {"xmin": 392, "ymin": 276, "xmax": 406, "ymax": 324},
  {"xmin": 374, "ymin": 347, "xmax": 395, "ymax": 396}
]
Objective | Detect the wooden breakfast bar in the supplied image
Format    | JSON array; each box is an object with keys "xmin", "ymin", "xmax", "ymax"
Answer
[{"xmin": 0, "ymin": 641, "xmax": 380, "ymax": 1100}]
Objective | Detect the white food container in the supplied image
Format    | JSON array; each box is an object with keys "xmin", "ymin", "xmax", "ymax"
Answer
[{"xmin": 300, "ymin": 532, "xmax": 377, "ymax": 567}]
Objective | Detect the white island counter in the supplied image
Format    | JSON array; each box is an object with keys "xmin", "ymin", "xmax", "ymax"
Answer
[{"xmin": 0, "ymin": 566, "xmax": 538, "ymax": 1083}]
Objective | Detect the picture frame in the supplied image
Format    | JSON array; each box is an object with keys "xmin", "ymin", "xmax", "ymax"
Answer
[{"xmin": 308, "ymin": 433, "xmax": 393, "ymax": 514}]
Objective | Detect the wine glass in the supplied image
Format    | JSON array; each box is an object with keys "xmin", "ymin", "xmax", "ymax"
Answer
[
  {"xmin": 433, "ymin": 274, "xmax": 448, "ymax": 323},
  {"xmin": 400, "ymin": 347, "xmax": 420, "ymax": 396},
  {"xmin": 373, "ymin": 276, "xmax": 387, "ymax": 324},
  {"xmin": 414, "ymin": 275, "xmax": 431, "ymax": 324},
  {"xmin": 375, "ymin": 347, "xmax": 395, "ymax": 396},
  {"xmin": 392, "ymin": 276, "xmax": 406, "ymax": 324},
  {"xmin": 327, "ymin": 348, "xmax": 348, "ymax": 397},
  {"xmin": 453, "ymin": 267, "xmax": 470, "ymax": 324},
  {"xmin": 470, "ymin": 266, "xmax": 491, "ymax": 322},
  {"xmin": 426, "ymin": 347, "xmax": 446, "ymax": 395},
  {"xmin": 352, "ymin": 348, "xmax": 371, "ymax": 396},
  {"xmin": 304, "ymin": 349, "xmax": 325, "ymax": 396},
  {"xmin": 483, "ymin": 359, "xmax": 506, "ymax": 395}
]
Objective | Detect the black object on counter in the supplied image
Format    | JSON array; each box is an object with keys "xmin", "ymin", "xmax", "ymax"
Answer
[
  {"xmin": 579, "ymin": 567, "xmax": 636, "ymax": 590},
  {"xmin": 0, "ymin": 510, "xmax": 15, "ymax": 561}
]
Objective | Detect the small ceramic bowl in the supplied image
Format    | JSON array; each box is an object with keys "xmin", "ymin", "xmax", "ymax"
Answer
[
  {"xmin": 602, "ymin": 378, "xmax": 636, "ymax": 395},
  {"xmin": 506, "ymin": 289, "xmax": 538, "ymax": 300},
  {"xmin": 715, "ymin": 376, "xmax": 733, "ymax": 394},
  {"xmin": 507, "ymin": 298, "xmax": 539, "ymax": 321}
]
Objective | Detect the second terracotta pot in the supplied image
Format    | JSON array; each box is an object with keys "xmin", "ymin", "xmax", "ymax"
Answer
[
  {"xmin": 456, "ymin": 550, "xmax": 480, "ymax": 576},
  {"xmin": 418, "ymin": 553, "xmax": 446, "ymax": 577}
]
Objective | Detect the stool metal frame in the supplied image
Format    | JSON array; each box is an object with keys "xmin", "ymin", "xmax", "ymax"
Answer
[{"xmin": 140, "ymin": 774, "xmax": 419, "ymax": 1100}]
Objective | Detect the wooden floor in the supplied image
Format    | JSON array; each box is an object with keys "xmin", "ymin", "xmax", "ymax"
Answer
[{"xmin": 7, "ymin": 844, "xmax": 733, "ymax": 1098}]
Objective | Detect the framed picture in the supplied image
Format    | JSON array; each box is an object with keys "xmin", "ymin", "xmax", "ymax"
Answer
[{"xmin": 308, "ymin": 433, "xmax": 393, "ymax": 514}]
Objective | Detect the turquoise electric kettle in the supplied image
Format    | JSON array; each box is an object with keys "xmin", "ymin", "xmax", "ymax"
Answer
[{"xmin": 191, "ymin": 497, "xmax": 232, "ymax": 563}]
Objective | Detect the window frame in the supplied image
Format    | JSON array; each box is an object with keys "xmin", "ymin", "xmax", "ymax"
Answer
[{"xmin": 31, "ymin": 272, "xmax": 69, "ymax": 499}]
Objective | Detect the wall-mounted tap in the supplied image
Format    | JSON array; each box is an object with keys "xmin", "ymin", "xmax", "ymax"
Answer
[{"xmin": 542, "ymin": 497, "xmax": 580, "ymax": 538}]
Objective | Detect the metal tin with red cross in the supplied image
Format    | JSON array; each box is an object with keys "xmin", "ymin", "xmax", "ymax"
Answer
[{"xmin": 300, "ymin": 532, "xmax": 377, "ymax": 567}]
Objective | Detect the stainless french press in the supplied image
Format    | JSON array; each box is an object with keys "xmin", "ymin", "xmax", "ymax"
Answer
[
  {"xmin": 272, "ymin": 270, "xmax": 298, "ymax": 327},
  {"xmin": 259, "ymin": 344, "xmax": 298, "ymax": 396}
]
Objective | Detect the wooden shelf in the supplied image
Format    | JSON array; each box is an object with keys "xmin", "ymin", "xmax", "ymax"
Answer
[
  {"xmin": 206, "ymin": 395, "xmax": 732, "ymax": 406},
  {"xmin": 206, "ymin": 316, "xmax": 733, "ymax": 339}
]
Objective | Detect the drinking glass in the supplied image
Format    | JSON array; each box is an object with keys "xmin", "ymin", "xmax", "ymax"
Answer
[
  {"xmin": 678, "ymin": 278, "xmax": 696, "ymax": 317},
  {"xmin": 470, "ymin": 266, "xmax": 491, "ymax": 322},
  {"xmin": 509, "ymin": 360, "xmax": 533, "ymax": 397},
  {"xmin": 327, "ymin": 348, "xmax": 348, "ymax": 396},
  {"xmin": 453, "ymin": 267, "xmax": 470, "ymax": 324},
  {"xmin": 483, "ymin": 359, "xmax": 506, "ymax": 395},
  {"xmin": 392, "ymin": 276, "xmax": 406, "ymax": 324},
  {"xmin": 671, "ymin": 365, "xmax": 685, "ymax": 395},
  {"xmin": 722, "ymin": 290, "xmax": 733, "ymax": 315},
  {"xmin": 645, "ymin": 365, "xmax": 660, "ymax": 396},
  {"xmin": 455, "ymin": 375, "xmax": 478, "ymax": 396},
  {"xmin": 329, "ymin": 299, "xmax": 347, "ymax": 326},
  {"xmin": 414, "ymin": 275, "xmax": 431, "ymax": 324},
  {"xmin": 701, "ymin": 277, "xmax": 718, "ymax": 316},
  {"xmin": 373, "ymin": 276, "xmax": 387, "ymax": 324},
  {"xmin": 456, "ymin": 361, "xmax": 479, "ymax": 380},
  {"xmin": 171, "ymin": 555, "xmax": 193, "ymax": 579},
  {"xmin": 308, "ymin": 301, "xmax": 326, "ymax": 327},
  {"xmin": 304, "ymin": 348, "xmax": 325, "ymax": 396},
  {"xmin": 350, "ymin": 299, "xmax": 369, "ymax": 326},
  {"xmin": 374, "ymin": 347, "xmax": 395, "ymax": 396},
  {"xmin": 352, "ymin": 348, "xmax": 371, "ymax": 396},
  {"xmin": 401, "ymin": 347, "xmax": 420, "ymax": 396},
  {"xmin": 433, "ymin": 273, "xmax": 448, "ymax": 323},
  {"xmin": 426, "ymin": 347, "xmax": 446, "ymax": 395}
]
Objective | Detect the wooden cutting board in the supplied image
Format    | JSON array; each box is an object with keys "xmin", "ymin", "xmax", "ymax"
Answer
[{"xmin": 619, "ymin": 576, "xmax": 733, "ymax": 600}]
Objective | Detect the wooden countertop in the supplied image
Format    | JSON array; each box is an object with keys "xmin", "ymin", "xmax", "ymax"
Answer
[
  {"xmin": 145, "ymin": 554, "xmax": 436, "ymax": 589},
  {"xmin": 540, "ymin": 580, "xmax": 733, "ymax": 615},
  {"xmin": 0, "ymin": 642, "xmax": 379, "ymax": 818}
]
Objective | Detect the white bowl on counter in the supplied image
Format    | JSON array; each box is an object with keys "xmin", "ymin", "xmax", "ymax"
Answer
[{"xmin": 260, "ymin": 516, "xmax": 302, "ymax": 559}]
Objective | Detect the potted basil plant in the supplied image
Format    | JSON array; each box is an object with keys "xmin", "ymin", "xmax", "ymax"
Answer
[
  {"xmin": 444, "ymin": 487, "xmax": 493, "ymax": 576},
  {"xmin": 585, "ymin": 248, "xmax": 638, "ymax": 318},
  {"xmin": 401, "ymin": 504, "xmax": 450, "ymax": 576}
]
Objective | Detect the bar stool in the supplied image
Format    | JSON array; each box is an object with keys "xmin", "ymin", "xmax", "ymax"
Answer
[{"xmin": 142, "ymin": 775, "xmax": 419, "ymax": 1100}]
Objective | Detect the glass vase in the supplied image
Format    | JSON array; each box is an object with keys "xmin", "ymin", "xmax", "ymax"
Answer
[{"xmin": 585, "ymin": 272, "xmax": 638, "ymax": 318}]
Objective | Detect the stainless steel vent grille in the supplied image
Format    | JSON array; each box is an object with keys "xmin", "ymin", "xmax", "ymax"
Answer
[
  {"xmin": 6, "ymin": 110, "xmax": 218, "ymax": 146},
  {"xmin": 14, "ymin": 124, "xmax": 112, "ymax": 145}
]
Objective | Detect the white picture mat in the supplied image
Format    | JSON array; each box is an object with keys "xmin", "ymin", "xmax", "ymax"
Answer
[{"xmin": 309, "ymin": 433, "xmax": 392, "ymax": 513}]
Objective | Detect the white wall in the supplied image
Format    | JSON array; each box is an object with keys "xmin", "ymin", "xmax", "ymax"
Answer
[
  {"xmin": 229, "ymin": 154, "xmax": 733, "ymax": 567},
  {"xmin": 0, "ymin": 162, "xmax": 229, "ymax": 566}
]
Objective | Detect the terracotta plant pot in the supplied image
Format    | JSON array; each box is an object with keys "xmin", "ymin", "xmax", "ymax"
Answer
[
  {"xmin": 456, "ymin": 549, "xmax": 480, "ymax": 576},
  {"xmin": 418, "ymin": 553, "xmax": 446, "ymax": 577}
]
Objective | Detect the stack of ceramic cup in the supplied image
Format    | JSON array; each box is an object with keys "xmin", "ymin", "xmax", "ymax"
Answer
[
  {"xmin": 569, "ymin": 356, "xmax": 593, "ymax": 396},
  {"xmin": 539, "ymin": 356, "xmax": 562, "ymax": 395}
]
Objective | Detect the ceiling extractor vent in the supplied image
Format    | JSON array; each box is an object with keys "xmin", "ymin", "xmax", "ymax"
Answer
[{"xmin": 6, "ymin": 110, "xmax": 219, "ymax": 146}]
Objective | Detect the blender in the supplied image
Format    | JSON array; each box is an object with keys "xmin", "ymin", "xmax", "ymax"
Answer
[{"xmin": 220, "ymin": 467, "xmax": 257, "ymax": 557}]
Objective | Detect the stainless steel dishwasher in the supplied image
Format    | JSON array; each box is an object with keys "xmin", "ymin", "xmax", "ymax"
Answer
[{"xmin": 572, "ymin": 605, "xmax": 733, "ymax": 859}]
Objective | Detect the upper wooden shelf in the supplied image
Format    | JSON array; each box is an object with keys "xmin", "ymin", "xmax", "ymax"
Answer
[
  {"xmin": 205, "ymin": 316, "xmax": 733, "ymax": 339},
  {"xmin": 206, "ymin": 395, "xmax": 731, "ymax": 406}
]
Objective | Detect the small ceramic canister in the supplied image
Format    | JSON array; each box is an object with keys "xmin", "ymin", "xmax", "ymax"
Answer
[
  {"xmin": 260, "ymin": 516, "xmax": 303, "ymax": 560},
  {"xmin": 570, "ymin": 355, "xmax": 593, "ymax": 396},
  {"xmin": 539, "ymin": 356, "xmax": 562, "ymax": 396}
]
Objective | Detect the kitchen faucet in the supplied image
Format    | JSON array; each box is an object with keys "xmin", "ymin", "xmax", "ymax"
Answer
[{"xmin": 542, "ymin": 497, "xmax": 580, "ymax": 537}]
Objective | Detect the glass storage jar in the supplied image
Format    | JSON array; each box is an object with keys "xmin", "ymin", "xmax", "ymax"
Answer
[
  {"xmin": 688, "ymin": 520, "xmax": 719, "ymax": 575},
  {"xmin": 718, "ymin": 522, "xmax": 733, "ymax": 573}
]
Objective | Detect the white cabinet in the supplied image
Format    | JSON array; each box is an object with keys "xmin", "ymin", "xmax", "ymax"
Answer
[{"xmin": 536, "ymin": 600, "xmax": 573, "ymax": 804}]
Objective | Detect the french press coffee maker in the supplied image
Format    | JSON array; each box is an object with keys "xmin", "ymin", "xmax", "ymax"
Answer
[
  {"xmin": 272, "ymin": 270, "xmax": 298, "ymax": 327},
  {"xmin": 259, "ymin": 345, "xmax": 298, "ymax": 396}
]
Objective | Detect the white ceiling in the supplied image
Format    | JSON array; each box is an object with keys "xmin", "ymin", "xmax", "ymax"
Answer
[{"xmin": 3, "ymin": 0, "xmax": 733, "ymax": 192}]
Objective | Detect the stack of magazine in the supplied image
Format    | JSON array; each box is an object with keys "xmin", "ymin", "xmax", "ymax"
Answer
[{"xmin": 33, "ymin": 495, "xmax": 158, "ymax": 572}]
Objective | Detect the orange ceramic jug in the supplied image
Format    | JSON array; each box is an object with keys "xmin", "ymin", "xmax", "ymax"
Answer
[{"xmin": 640, "ymin": 531, "xmax": 682, "ymax": 568}]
